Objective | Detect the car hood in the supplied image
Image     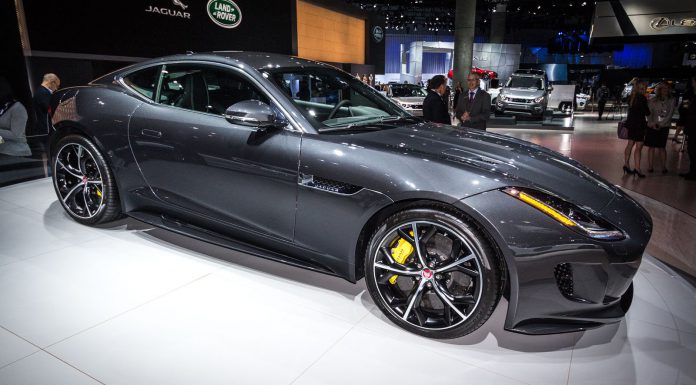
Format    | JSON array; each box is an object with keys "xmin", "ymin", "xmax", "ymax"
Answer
[
  {"xmin": 349, "ymin": 123, "xmax": 617, "ymax": 208},
  {"xmin": 392, "ymin": 97, "xmax": 425, "ymax": 104},
  {"xmin": 502, "ymin": 88, "xmax": 544, "ymax": 98}
]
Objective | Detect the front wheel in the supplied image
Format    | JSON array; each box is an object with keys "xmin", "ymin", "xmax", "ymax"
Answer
[
  {"xmin": 51, "ymin": 134, "xmax": 121, "ymax": 225},
  {"xmin": 365, "ymin": 205, "xmax": 502, "ymax": 339}
]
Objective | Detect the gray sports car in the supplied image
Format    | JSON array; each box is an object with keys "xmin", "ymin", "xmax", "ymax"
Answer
[{"xmin": 48, "ymin": 52, "xmax": 651, "ymax": 339}]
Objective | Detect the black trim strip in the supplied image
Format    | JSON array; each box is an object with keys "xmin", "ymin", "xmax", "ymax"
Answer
[{"xmin": 609, "ymin": 1, "xmax": 638, "ymax": 37}]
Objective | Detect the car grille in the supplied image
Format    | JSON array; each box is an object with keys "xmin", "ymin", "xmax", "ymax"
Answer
[
  {"xmin": 554, "ymin": 263, "xmax": 574, "ymax": 299},
  {"xmin": 511, "ymin": 98, "xmax": 531, "ymax": 103}
]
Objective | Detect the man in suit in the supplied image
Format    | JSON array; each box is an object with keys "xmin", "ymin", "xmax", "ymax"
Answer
[
  {"xmin": 456, "ymin": 73, "xmax": 491, "ymax": 130},
  {"xmin": 32, "ymin": 73, "xmax": 60, "ymax": 135},
  {"xmin": 422, "ymin": 75, "xmax": 451, "ymax": 125}
]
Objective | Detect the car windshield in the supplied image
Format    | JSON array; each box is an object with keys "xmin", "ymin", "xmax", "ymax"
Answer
[
  {"xmin": 506, "ymin": 76, "xmax": 543, "ymax": 90},
  {"xmin": 391, "ymin": 85, "xmax": 427, "ymax": 97},
  {"xmin": 264, "ymin": 67, "xmax": 414, "ymax": 132}
]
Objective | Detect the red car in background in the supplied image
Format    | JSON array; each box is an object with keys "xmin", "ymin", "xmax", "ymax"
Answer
[
  {"xmin": 448, "ymin": 67, "xmax": 498, "ymax": 80},
  {"xmin": 471, "ymin": 66, "xmax": 497, "ymax": 79}
]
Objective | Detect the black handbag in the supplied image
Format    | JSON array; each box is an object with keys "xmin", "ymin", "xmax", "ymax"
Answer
[{"xmin": 617, "ymin": 120, "xmax": 628, "ymax": 139}]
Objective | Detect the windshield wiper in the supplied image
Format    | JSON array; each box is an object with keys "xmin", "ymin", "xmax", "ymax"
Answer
[
  {"xmin": 319, "ymin": 115, "xmax": 422, "ymax": 133},
  {"xmin": 319, "ymin": 125, "xmax": 386, "ymax": 133}
]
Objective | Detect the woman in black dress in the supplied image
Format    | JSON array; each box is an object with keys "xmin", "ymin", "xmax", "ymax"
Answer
[
  {"xmin": 645, "ymin": 82, "xmax": 675, "ymax": 173},
  {"xmin": 623, "ymin": 80, "xmax": 650, "ymax": 177}
]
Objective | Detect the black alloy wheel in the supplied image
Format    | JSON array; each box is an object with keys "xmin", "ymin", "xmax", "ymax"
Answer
[
  {"xmin": 365, "ymin": 206, "xmax": 502, "ymax": 339},
  {"xmin": 52, "ymin": 135, "xmax": 121, "ymax": 225}
]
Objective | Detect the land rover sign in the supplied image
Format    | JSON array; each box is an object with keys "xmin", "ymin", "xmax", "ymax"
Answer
[{"xmin": 207, "ymin": 0, "xmax": 242, "ymax": 29}]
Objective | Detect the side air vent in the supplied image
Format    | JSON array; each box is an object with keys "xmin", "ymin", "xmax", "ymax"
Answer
[
  {"xmin": 299, "ymin": 174, "xmax": 362, "ymax": 195},
  {"xmin": 441, "ymin": 148, "xmax": 516, "ymax": 170}
]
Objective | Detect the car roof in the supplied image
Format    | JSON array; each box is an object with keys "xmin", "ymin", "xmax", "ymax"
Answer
[
  {"xmin": 513, "ymin": 69, "xmax": 546, "ymax": 76},
  {"xmin": 391, "ymin": 83, "xmax": 422, "ymax": 88},
  {"xmin": 92, "ymin": 51, "xmax": 336, "ymax": 85}
]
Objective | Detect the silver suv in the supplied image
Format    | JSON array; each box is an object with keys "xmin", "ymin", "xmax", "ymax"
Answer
[
  {"xmin": 388, "ymin": 84, "xmax": 426, "ymax": 116},
  {"xmin": 496, "ymin": 69, "xmax": 551, "ymax": 117}
]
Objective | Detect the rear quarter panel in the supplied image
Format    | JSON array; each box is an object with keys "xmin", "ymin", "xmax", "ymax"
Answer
[{"xmin": 51, "ymin": 85, "xmax": 147, "ymax": 211}]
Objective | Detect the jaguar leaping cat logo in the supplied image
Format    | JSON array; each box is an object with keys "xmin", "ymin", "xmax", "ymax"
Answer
[{"xmin": 173, "ymin": 0, "xmax": 188, "ymax": 10}]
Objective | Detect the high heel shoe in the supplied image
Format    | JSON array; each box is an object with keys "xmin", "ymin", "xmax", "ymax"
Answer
[
  {"xmin": 633, "ymin": 169, "xmax": 646, "ymax": 178},
  {"xmin": 622, "ymin": 165, "xmax": 633, "ymax": 175}
]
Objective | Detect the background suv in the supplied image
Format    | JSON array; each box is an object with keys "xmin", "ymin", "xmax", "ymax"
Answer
[
  {"xmin": 387, "ymin": 83, "xmax": 427, "ymax": 116},
  {"xmin": 496, "ymin": 69, "xmax": 551, "ymax": 118}
]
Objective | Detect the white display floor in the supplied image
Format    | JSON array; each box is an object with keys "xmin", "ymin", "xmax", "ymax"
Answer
[{"xmin": 0, "ymin": 178, "xmax": 694, "ymax": 385}]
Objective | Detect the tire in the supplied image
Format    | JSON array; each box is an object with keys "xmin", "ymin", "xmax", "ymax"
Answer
[
  {"xmin": 51, "ymin": 134, "xmax": 121, "ymax": 225},
  {"xmin": 365, "ymin": 204, "xmax": 502, "ymax": 339}
]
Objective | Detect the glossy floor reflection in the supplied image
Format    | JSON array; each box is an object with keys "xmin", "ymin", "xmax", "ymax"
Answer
[
  {"xmin": 0, "ymin": 179, "xmax": 694, "ymax": 385},
  {"xmin": 491, "ymin": 113, "xmax": 695, "ymax": 217},
  {"xmin": 491, "ymin": 113, "xmax": 696, "ymax": 277}
]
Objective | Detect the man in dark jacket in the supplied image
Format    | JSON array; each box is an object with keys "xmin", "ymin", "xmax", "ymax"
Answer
[
  {"xmin": 456, "ymin": 73, "xmax": 491, "ymax": 130},
  {"xmin": 422, "ymin": 75, "xmax": 451, "ymax": 125},
  {"xmin": 596, "ymin": 82, "xmax": 610, "ymax": 120},
  {"xmin": 32, "ymin": 73, "xmax": 60, "ymax": 135}
]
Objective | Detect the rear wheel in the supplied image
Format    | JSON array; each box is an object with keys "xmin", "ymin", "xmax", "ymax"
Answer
[
  {"xmin": 51, "ymin": 135, "xmax": 121, "ymax": 225},
  {"xmin": 365, "ymin": 206, "xmax": 502, "ymax": 339}
]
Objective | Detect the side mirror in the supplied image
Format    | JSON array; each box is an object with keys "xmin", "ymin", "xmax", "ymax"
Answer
[{"xmin": 224, "ymin": 100, "xmax": 286, "ymax": 130}]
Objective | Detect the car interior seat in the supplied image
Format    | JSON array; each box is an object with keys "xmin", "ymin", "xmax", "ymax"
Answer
[{"xmin": 175, "ymin": 72, "xmax": 209, "ymax": 113}]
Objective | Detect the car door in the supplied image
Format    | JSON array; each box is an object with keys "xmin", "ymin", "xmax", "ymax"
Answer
[{"xmin": 127, "ymin": 62, "xmax": 301, "ymax": 242}]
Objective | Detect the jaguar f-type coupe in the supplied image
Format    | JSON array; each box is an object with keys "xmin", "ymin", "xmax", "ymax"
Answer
[{"xmin": 49, "ymin": 52, "xmax": 652, "ymax": 339}]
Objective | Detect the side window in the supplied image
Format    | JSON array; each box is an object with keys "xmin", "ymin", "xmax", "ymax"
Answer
[
  {"xmin": 157, "ymin": 64, "xmax": 209, "ymax": 113},
  {"xmin": 156, "ymin": 64, "xmax": 271, "ymax": 116},
  {"xmin": 204, "ymin": 68, "xmax": 270, "ymax": 115},
  {"xmin": 123, "ymin": 66, "xmax": 161, "ymax": 100}
]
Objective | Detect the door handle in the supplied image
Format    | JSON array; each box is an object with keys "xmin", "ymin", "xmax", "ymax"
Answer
[{"xmin": 141, "ymin": 129, "xmax": 162, "ymax": 138}]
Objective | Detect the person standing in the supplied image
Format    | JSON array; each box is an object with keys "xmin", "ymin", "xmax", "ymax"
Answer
[
  {"xmin": 645, "ymin": 83, "xmax": 675, "ymax": 173},
  {"xmin": 0, "ymin": 77, "xmax": 31, "ymax": 157},
  {"xmin": 596, "ymin": 82, "xmax": 610, "ymax": 120},
  {"xmin": 32, "ymin": 73, "xmax": 60, "ymax": 135},
  {"xmin": 678, "ymin": 74, "xmax": 696, "ymax": 180},
  {"xmin": 623, "ymin": 80, "xmax": 650, "ymax": 178},
  {"xmin": 456, "ymin": 73, "xmax": 491, "ymax": 130},
  {"xmin": 452, "ymin": 81, "xmax": 463, "ymax": 111},
  {"xmin": 422, "ymin": 75, "xmax": 451, "ymax": 125}
]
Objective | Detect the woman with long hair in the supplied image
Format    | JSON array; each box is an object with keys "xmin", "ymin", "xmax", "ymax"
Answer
[
  {"xmin": 645, "ymin": 82, "xmax": 675, "ymax": 173},
  {"xmin": 623, "ymin": 80, "xmax": 650, "ymax": 177}
]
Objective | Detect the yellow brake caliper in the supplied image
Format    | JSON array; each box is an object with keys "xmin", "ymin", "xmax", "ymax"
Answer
[{"xmin": 388, "ymin": 231, "xmax": 414, "ymax": 284}]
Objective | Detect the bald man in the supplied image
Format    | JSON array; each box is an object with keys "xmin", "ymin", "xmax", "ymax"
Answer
[
  {"xmin": 32, "ymin": 73, "xmax": 60, "ymax": 135},
  {"xmin": 455, "ymin": 73, "xmax": 490, "ymax": 130}
]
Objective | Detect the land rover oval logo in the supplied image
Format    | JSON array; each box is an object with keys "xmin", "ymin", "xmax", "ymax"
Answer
[
  {"xmin": 207, "ymin": 0, "xmax": 242, "ymax": 29},
  {"xmin": 372, "ymin": 26, "xmax": 384, "ymax": 43}
]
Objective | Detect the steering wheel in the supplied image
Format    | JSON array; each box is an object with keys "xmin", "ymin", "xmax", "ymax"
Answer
[{"xmin": 328, "ymin": 100, "xmax": 353, "ymax": 120}]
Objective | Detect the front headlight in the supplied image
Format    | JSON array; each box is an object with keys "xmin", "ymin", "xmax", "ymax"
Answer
[
  {"xmin": 503, "ymin": 187, "xmax": 625, "ymax": 241},
  {"xmin": 499, "ymin": 94, "xmax": 507, "ymax": 101},
  {"xmin": 534, "ymin": 96, "xmax": 545, "ymax": 103}
]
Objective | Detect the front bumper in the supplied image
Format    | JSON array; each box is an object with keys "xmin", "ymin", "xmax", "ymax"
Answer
[
  {"xmin": 497, "ymin": 100, "xmax": 545, "ymax": 115},
  {"xmin": 457, "ymin": 189, "xmax": 652, "ymax": 334}
]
